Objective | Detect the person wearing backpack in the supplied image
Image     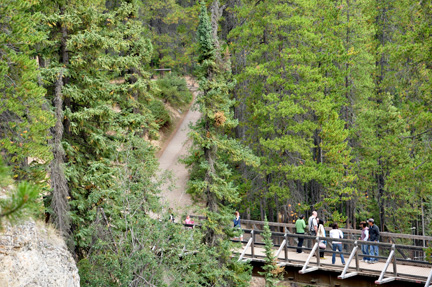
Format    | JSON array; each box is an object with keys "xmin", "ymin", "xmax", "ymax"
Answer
[{"xmin": 308, "ymin": 211, "xmax": 318, "ymax": 236}]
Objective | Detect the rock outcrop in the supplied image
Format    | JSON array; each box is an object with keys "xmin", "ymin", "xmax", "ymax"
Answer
[{"xmin": 0, "ymin": 219, "xmax": 80, "ymax": 287}]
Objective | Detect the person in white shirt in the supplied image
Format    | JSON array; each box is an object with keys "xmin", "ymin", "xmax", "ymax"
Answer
[
  {"xmin": 360, "ymin": 221, "xmax": 370, "ymax": 262},
  {"xmin": 330, "ymin": 223, "xmax": 345, "ymax": 265}
]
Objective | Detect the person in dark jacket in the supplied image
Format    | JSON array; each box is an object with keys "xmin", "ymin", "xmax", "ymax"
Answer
[{"xmin": 367, "ymin": 218, "xmax": 380, "ymax": 263}]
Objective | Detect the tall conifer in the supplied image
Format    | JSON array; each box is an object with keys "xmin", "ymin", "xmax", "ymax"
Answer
[
  {"xmin": 0, "ymin": 0, "xmax": 54, "ymax": 179},
  {"xmin": 184, "ymin": 2, "xmax": 258, "ymax": 285}
]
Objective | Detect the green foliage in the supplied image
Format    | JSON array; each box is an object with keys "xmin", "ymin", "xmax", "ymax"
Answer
[
  {"xmin": 155, "ymin": 74, "xmax": 193, "ymax": 108},
  {"xmin": 34, "ymin": 1, "xmax": 178, "ymax": 284},
  {"xmin": 0, "ymin": 0, "xmax": 54, "ymax": 179},
  {"xmin": 182, "ymin": 2, "xmax": 258, "ymax": 285},
  {"xmin": 138, "ymin": 0, "xmax": 199, "ymax": 73},
  {"xmin": 425, "ymin": 246, "xmax": 432, "ymax": 263},
  {"xmin": 148, "ymin": 99, "xmax": 172, "ymax": 128},
  {"xmin": 225, "ymin": 0, "xmax": 432, "ymax": 233},
  {"xmin": 228, "ymin": 0, "xmax": 360, "ymax": 222},
  {"xmin": 4, "ymin": 0, "xmax": 432, "ymax": 284},
  {"xmin": 0, "ymin": 159, "xmax": 39, "ymax": 228},
  {"xmin": 258, "ymin": 217, "xmax": 284, "ymax": 287},
  {"xmin": 329, "ymin": 211, "xmax": 348, "ymax": 228}
]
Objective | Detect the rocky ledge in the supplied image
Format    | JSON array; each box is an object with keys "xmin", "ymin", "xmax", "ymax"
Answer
[{"xmin": 0, "ymin": 220, "xmax": 80, "ymax": 287}]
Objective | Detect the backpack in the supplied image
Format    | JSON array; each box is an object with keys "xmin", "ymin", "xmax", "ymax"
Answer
[{"xmin": 309, "ymin": 217, "xmax": 316, "ymax": 232}]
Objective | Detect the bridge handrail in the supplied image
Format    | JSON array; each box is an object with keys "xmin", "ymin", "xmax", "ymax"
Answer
[
  {"xmin": 238, "ymin": 229, "xmax": 428, "ymax": 252},
  {"xmin": 190, "ymin": 215, "xmax": 432, "ymax": 242},
  {"xmin": 243, "ymin": 230, "xmax": 429, "ymax": 256}
]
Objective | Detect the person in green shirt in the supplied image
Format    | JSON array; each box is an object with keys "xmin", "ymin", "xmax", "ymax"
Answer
[{"xmin": 295, "ymin": 215, "xmax": 306, "ymax": 253}]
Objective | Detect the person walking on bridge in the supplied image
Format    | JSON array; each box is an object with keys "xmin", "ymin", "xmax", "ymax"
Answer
[
  {"xmin": 359, "ymin": 221, "xmax": 369, "ymax": 262},
  {"xmin": 308, "ymin": 211, "xmax": 318, "ymax": 236},
  {"xmin": 367, "ymin": 218, "xmax": 380, "ymax": 263},
  {"xmin": 295, "ymin": 215, "xmax": 306, "ymax": 253},
  {"xmin": 330, "ymin": 223, "xmax": 345, "ymax": 265},
  {"xmin": 233, "ymin": 211, "xmax": 243, "ymax": 241},
  {"xmin": 317, "ymin": 219, "xmax": 327, "ymax": 259}
]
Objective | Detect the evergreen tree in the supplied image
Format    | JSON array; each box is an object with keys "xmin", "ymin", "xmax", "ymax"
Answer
[
  {"xmin": 357, "ymin": 0, "xmax": 432, "ymax": 233},
  {"xmin": 38, "ymin": 0, "xmax": 158, "ymax": 257},
  {"xmin": 139, "ymin": 0, "xmax": 199, "ymax": 73},
  {"xmin": 228, "ymin": 0, "xmax": 355, "ymax": 221},
  {"xmin": 258, "ymin": 217, "xmax": 284, "ymax": 287},
  {"xmin": 184, "ymin": 1, "xmax": 258, "ymax": 285},
  {"xmin": 0, "ymin": 158, "xmax": 39, "ymax": 228},
  {"xmin": 0, "ymin": 0, "xmax": 54, "ymax": 181}
]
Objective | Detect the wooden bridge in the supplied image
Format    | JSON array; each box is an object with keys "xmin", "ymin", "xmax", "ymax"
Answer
[{"xmin": 190, "ymin": 216, "xmax": 432, "ymax": 286}]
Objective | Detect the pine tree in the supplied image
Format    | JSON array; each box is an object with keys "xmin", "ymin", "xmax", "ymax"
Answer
[
  {"xmin": 139, "ymin": 0, "xmax": 199, "ymax": 72},
  {"xmin": 227, "ymin": 0, "xmax": 381, "ymax": 226},
  {"xmin": 184, "ymin": 1, "xmax": 258, "ymax": 285},
  {"xmin": 258, "ymin": 217, "xmax": 284, "ymax": 287},
  {"xmin": 38, "ymin": 0, "xmax": 158, "ymax": 253},
  {"xmin": 355, "ymin": 0, "xmax": 432, "ymax": 233},
  {"xmin": 0, "ymin": 0, "xmax": 54, "ymax": 180},
  {"xmin": 0, "ymin": 158, "xmax": 39, "ymax": 228},
  {"xmin": 228, "ymin": 0, "xmax": 352, "ymax": 221}
]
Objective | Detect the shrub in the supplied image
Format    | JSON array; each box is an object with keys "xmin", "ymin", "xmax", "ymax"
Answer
[
  {"xmin": 156, "ymin": 74, "xmax": 193, "ymax": 108},
  {"xmin": 148, "ymin": 99, "xmax": 171, "ymax": 128}
]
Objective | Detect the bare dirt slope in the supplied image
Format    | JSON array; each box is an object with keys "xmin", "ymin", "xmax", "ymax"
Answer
[{"xmin": 157, "ymin": 77, "xmax": 201, "ymax": 217}]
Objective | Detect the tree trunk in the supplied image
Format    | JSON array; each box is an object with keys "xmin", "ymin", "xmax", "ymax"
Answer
[{"xmin": 49, "ymin": 10, "xmax": 72, "ymax": 250}]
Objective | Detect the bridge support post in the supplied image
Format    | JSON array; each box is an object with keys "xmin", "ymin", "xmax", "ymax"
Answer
[
  {"xmin": 425, "ymin": 268, "xmax": 432, "ymax": 287},
  {"xmin": 375, "ymin": 244, "xmax": 397, "ymax": 285},
  {"xmin": 338, "ymin": 240, "xmax": 359, "ymax": 280},
  {"xmin": 275, "ymin": 238, "xmax": 287, "ymax": 260},
  {"xmin": 284, "ymin": 233, "xmax": 288, "ymax": 262},
  {"xmin": 251, "ymin": 228, "xmax": 255, "ymax": 259},
  {"xmin": 238, "ymin": 230, "xmax": 254, "ymax": 262},
  {"xmin": 299, "ymin": 239, "xmax": 319, "ymax": 274}
]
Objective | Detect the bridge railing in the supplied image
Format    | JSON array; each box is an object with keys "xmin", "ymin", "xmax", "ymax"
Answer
[
  {"xmin": 235, "ymin": 228, "xmax": 431, "ymax": 263},
  {"xmin": 184, "ymin": 220, "xmax": 431, "ymax": 266},
  {"xmin": 190, "ymin": 215, "xmax": 432, "ymax": 250}
]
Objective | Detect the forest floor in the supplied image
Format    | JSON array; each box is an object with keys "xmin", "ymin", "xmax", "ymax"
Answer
[{"xmin": 156, "ymin": 77, "xmax": 202, "ymax": 218}]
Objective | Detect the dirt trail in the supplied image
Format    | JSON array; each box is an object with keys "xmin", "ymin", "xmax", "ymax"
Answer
[{"xmin": 157, "ymin": 77, "xmax": 201, "ymax": 216}]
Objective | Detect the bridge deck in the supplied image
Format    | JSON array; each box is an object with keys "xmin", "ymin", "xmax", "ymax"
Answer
[{"xmin": 236, "ymin": 245, "xmax": 430, "ymax": 279}]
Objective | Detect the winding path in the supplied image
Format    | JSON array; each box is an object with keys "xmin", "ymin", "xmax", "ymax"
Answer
[{"xmin": 158, "ymin": 78, "xmax": 201, "ymax": 215}]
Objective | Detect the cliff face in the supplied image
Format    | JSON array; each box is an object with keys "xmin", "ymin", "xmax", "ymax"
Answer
[{"xmin": 0, "ymin": 220, "xmax": 80, "ymax": 287}]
